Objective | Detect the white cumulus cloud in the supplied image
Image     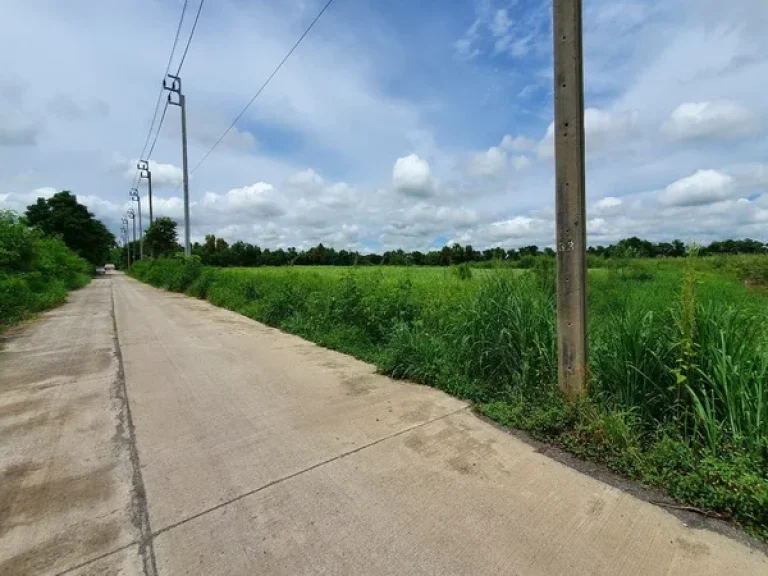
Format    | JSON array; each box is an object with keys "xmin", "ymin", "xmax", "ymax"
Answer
[
  {"xmin": 500, "ymin": 134, "xmax": 536, "ymax": 152},
  {"xmin": 510, "ymin": 155, "xmax": 532, "ymax": 172},
  {"xmin": 466, "ymin": 146, "xmax": 507, "ymax": 178},
  {"xmin": 202, "ymin": 182, "xmax": 284, "ymax": 217},
  {"xmin": 393, "ymin": 154, "xmax": 434, "ymax": 197},
  {"xmin": 662, "ymin": 101, "xmax": 759, "ymax": 141},
  {"xmin": 485, "ymin": 216, "xmax": 549, "ymax": 241},
  {"xmin": 592, "ymin": 196, "xmax": 623, "ymax": 216},
  {"xmin": 659, "ymin": 169, "xmax": 736, "ymax": 207}
]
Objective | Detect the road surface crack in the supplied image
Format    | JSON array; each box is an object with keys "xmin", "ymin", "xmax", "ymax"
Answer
[
  {"xmin": 152, "ymin": 405, "xmax": 470, "ymax": 539},
  {"xmin": 110, "ymin": 278, "xmax": 158, "ymax": 576}
]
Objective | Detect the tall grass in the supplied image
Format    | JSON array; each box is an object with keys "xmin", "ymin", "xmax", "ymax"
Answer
[
  {"xmin": 129, "ymin": 256, "xmax": 768, "ymax": 536},
  {"xmin": 689, "ymin": 303, "xmax": 768, "ymax": 452},
  {"xmin": 452, "ymin": 274, "xmax": 556, "ymax": 400}
]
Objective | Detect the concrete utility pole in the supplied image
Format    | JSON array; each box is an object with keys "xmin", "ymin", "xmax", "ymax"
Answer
[
  {"xmin": 130, "ymin": 188, "xmax": 144, "ymax": 261},
  {"xmin": 553, "ymin": 0, "xmax": 588, "ymax": 400},
  {"xmin": 164, "ymin": 74, "xmax": 191, "ymax": 256},
  {"xmin": 122, "ymin": 217, "xmax": 131, "ymax": 268},
  {"xmin": 127, "ymin": 210, "xmax": 136, "ymax": 266},
  {"xmin": 121, "ymin": 223, "xmax": 129, "ymax": 268},
  {"xmin": 138, "ymin": 160, "xmax": 153, "ymax": 225}
]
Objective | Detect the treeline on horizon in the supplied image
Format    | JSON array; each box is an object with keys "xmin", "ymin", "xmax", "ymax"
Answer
[{"xmin": 121, "ymin": 233, "xmax": 768, "ymax": 268}]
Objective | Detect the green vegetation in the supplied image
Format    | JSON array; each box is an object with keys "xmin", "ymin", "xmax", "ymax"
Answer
[
  {"xmin": 144, "ymin": 217, "xmax": 181, "ymax": 258},
  {"xmin": 115, "ymin": 217, "xmax": 180, "ymax": 269},
  {"xmin": 183, "ymin": 234, "xmax": 767, "ymax": 267},
  {"xmin": 0, "ymin": 211, "xmax": 91, "ymax": 329},
  {"xmin": 129, "ymin": 255, "xmax": 768, "ymax": 538},
  {"xmin": 25, "ymin": 191, "xmax": 115, "ymax": 266}
]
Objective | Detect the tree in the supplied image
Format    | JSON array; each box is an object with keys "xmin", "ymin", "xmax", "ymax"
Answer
[
  {"xmin": 215, "ymin": 237, "xmax": 229, "ymax": 252},
  {"xmin": 518, "ymin": 245, "xmax": 540, "ymax": 257},
  {"xmin": 25, "ymin": 191, "xmax": 114, "ymax": 266},
  {"xmin": 672, "ymin": 240, "xmax": 686, "ymax": 257},
  {"xmin": 203, "ymin": 234, "xmax": 217, "ymax": 255},
  {"xmin": 144, "ymin": 217, "xmax": 180, "ymax": 257}
]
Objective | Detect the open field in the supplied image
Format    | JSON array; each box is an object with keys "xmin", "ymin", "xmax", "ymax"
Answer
[{"xmin": 129, "ymin": 256, "xmax": 768, "ymax": 538}]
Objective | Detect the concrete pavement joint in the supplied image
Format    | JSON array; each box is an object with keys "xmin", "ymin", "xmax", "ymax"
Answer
[
  {"xmin": 152, "ymin": 405, "xmax": 470, "ymax": 539},
  {"xmin": 54, "ymin": 541, "xmax": 138, "ymax": 575},
  {"xmin": 110, "ymin": 278, "xmax": 158, "ymax": 576}
]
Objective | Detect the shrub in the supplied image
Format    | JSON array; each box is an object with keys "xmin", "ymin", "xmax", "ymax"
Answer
[
  {"xmin": 0, "ymin": 211, "xmax": 90, "ymax": 329},
  {"xmin": 451, "ymin": 263, "xmax": 473, "ymax": 280}
]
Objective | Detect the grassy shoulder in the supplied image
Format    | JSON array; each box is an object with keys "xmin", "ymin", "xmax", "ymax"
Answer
[
  {"xmin": 1, "ymin": 211, "xmax": 91, "ymax": 331},
  {"xmin": 128, "ymin": 256, "xmax": 768, "ymax": 539}
]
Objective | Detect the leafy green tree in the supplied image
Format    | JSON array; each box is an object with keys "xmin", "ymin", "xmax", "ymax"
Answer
[
  {"xmin": 215, "ymin": 237, "xmax": 229, "ymax": 252},
  {"xmin": 144, "ymin": 217, "xmax": 180, "ymax": 257},
  {"xmin": 1, "ymin": 211, "xmax": 90, "ymax": 327},
  {"xmin": 203, "ymin": 234, "xmax": 217, "ymax": 255},
  {"xmin": 703, "ymin": 238, "xmax": 767, "ymax": 255},
  {"xmin": 25, "ymin": 191, "xmax": 114, "ymax": 266},
  {"xmin": 518, "ymin": 245, "xmax": 540, "ymax": 257},
  {"xmin": 672, "ymin": 240, "xmax": 686, "ymax": 257}
]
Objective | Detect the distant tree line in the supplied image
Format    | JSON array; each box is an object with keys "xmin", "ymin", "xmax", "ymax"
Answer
[
  {"xmin": 159, "ymin": 234, "xmax": 765, "ymax": 268},
  {"xmin": 588, "ymin": 237, "xmax": 767, "ymax": 259},
  {"xmin": 114, "ymin": 216, "xmax": 767, "ymax": 268}
]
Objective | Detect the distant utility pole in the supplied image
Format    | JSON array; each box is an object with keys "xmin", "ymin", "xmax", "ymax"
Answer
[
  {"xmin": 137, "ymin": 160, "xmax": 153, "ymax": 225},
  {"xmin": 164, "ymin": 74, "xmax": 191, "ymax": 256},
  {"xmin": 127, "ymin": 210, "xmax": 136, "ymax": 266},
  {"xmin": 130, "ymin": 188, "xmax": 144, "ymax": 261},
  {"xmin": 122, "ymin": 217, "xmax": 131, "ymax": 267},
  {"xmin": 553, "ymin": 0, "xmax": 588, "ymax": 400},
  {"xmin": 121, "ymin": 222, "xmax": 129, "ymax": 268}
]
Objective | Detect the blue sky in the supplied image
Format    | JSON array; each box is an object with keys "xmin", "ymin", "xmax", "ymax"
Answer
[{"xmin": 1, "ymin": 0, "xmax": 767, "ymax": 251}]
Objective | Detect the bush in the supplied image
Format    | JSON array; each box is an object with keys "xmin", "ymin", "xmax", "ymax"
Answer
[
  {"xmin": 0, "ymin": 211, "xmax": 90, "ymax": 329},
  {"xmin": 451, "ymin": 263, "xmax": 473, "ymax": 280}
]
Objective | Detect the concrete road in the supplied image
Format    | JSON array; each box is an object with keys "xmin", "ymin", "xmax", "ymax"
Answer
[
  {"xmin": 2, "ymin": 273, "xmax": 767, "ymax": 575},
  {"xmin": 0, "ymin": 277, "xmax": 144, "ymax": 575}
]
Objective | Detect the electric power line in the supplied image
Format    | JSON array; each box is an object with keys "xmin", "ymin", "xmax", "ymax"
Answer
[
  {"xmin": 135, "ymin": 0, "xmax": 203, "ymax": 183},
  {"xmin": 181, "ymin": 0, "xmax": 336, "ymax": 184},
  {"xmin": 175, "ymin": 0, "xmax": 206, "ymax": 76},
  {"xmin": 139, "ymin": 0, "xmax": 190, "ymax": 161},
  {"xmin": 146, "ymin": 100, "xmax": 170, "ymax": 159}
]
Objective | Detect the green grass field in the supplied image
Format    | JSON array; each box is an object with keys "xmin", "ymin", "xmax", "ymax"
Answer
[{"xmin": 130, "ymin": 255, "xmax": 768, "ymax": 538}]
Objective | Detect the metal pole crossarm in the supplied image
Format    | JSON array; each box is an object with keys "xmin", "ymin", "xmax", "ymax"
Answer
[{"xmin": 138, "ymin": 160, "xmax": 154, "ymax": 225}]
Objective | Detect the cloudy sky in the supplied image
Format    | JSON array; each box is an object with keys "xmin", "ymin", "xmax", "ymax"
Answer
[{"xmin": 1, "ymin": 0, "xmax": 767, "ymax": 251}]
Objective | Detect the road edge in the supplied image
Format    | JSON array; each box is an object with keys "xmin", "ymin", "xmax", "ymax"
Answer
[{"xmin": 472, "ymin": 407, "xmax": 768, "ymax": 555}]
